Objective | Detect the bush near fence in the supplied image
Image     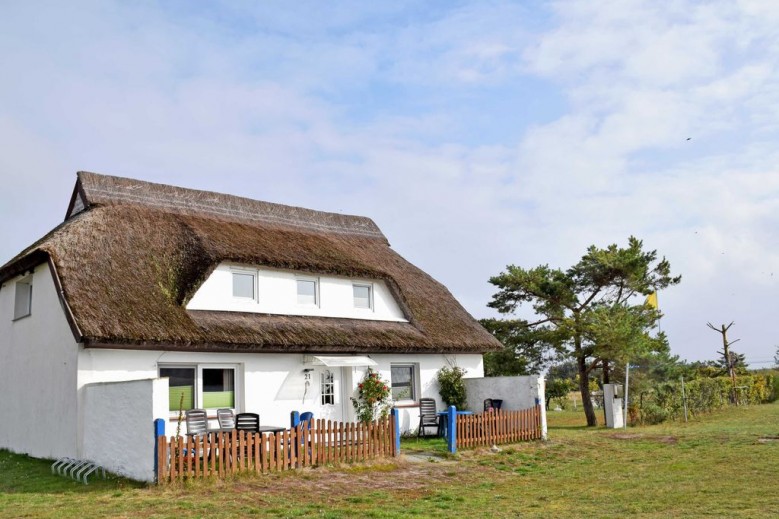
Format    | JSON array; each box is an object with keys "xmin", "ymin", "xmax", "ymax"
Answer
[
  {"xmin": 158, "ymin": 417, "xmax": 396, "ymax": 483},
  {"xmin": 637, "ymin": 374, "xmax": 777, "ymax": 425}
]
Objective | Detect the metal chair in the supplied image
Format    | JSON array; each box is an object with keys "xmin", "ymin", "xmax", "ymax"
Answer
[
  {"xmin": 417, "ymin": 398, "xmax": 439, "ymax": 438},
  {"xmin": 185, "ymin": 409, "xmax": 209, "ymax": 437},
  {"xmin": 217, "ymin": 408, "xmax": 236, "ymax": 431},
  {"xmin": 235, "ymin": 412, "xmax": 260, "ymax": 433}
]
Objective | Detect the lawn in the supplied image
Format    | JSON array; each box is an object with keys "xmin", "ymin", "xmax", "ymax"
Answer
[{"xmin": 1, "ymin": 403, "xmax": 777, "ymax": 518}]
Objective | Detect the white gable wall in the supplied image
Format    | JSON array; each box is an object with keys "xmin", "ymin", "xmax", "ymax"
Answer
[
  {"xmin": 186, "ymin": 263, "xmax": 407, "ymax": 322},
  {"xmin": 0, "ymin": 263, "xmax": 80, "ymax": 459}
]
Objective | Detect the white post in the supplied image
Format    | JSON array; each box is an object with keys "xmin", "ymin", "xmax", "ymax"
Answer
[
  {"xmin": 623, "ymin": 363, "xmax": 630, "ymax": 429},
  {"xmin": 681, "ymin": 376, "xmax": 688, "ymax": 423}
]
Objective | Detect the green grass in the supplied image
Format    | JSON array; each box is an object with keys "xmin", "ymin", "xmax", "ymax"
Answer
[{"xmin": 2, "ymin": 403, "xmax": 778, "ymax": 517}]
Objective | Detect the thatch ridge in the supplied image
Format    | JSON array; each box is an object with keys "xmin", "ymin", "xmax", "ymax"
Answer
[
  {"xmin": 0, "ymin": 173, "xmax": 502, "ymax": 354},
  {"xmin": 75, "ymin": 171, "xmax": 387, "ymax": 241}
]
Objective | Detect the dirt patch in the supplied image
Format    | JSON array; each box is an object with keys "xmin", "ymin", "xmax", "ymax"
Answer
[
  {"xmin": 608, "ymin": 433, "xmax": 678, "ymax": 444},
  {"xmin": 757, "ymin": 436, "xmax": 779, "ymax": 444},
  {"xmin": 609, "ymin": 433, "xmax": 643, "ymax": 440}
]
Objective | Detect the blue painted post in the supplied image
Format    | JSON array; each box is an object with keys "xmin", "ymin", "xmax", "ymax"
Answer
[
  {"xmin": 446, "ymin": 405, "xmax": 457, "ymax": 453},
  {"xmin": 153, "ymin": 418, "xmax": 165, "ymax": 483},
  {"xmin": 391, "ymin": 408, "xmax": 400, "ymax": 456}
]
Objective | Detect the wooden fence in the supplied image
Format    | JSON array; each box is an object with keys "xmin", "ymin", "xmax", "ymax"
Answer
[
  {"xmin": 456, "ymin": 406, "xmax": 542, "ymax": 448},
  {"xmin": 157, "ymin": 417, "xmax": 396, "ymax": 483}
]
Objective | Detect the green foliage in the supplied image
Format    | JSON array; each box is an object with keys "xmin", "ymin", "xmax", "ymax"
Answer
[
  {"xmin": 545, "ymin": 378, "xmax": 575, "ymax": 410},
  {"xmin": 436, "ymin": 366, "xmax": 467, "ymax": 410},
  {"xmin": 486, "ymin": 236, "xmax": 680, "ymax": 426},
  {"xmin": 635, "ymin": 374, "xmax": 775, "ymax": 424},
  {"xmin": 351, "ymin": 369, "xmax": 391, "ymax": 423},
  {"xmin": 480, "ymin": 318, "xmax": 549, "ymax": 376},
  {"xmin": 547, "ymin": 361, "xmax": 578, "ymax": 382}
]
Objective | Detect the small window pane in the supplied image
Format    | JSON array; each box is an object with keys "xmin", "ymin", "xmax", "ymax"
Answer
[
  {"xmin": 297, "ymin": 279, "xmax": 317, "ymax": 305},
  {"xmin": 391, "ymin": 365, "xmax": 415, "ymax": 401},
  {"xmin": 13, "ymin": 280, "xmax": 32, "ymax": 320},
  {"xmin": 202, "ymin": 368, "xmax": 235, "ymax": 408},
  {"xmin": 232, "ymin": 273, "xmax": 255, "ymax": 299},
  {"xmin": 321, "ymin": 370, "xmax": 335, "ymax": 406},
  {"xmin": 161, "ymin": 367, "xmax": 195, "ymax": 412},
  {"xmin": 353, "ymin": 284, "xmax": 372, "ymax": 309}
]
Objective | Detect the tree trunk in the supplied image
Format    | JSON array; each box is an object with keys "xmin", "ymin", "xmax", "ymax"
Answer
[{"xmin": 577, "ymin": 353, "xmax": 597, "ymax": 426}]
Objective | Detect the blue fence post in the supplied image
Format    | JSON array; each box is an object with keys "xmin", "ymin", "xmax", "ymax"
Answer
[
  {"xmin": 391, "ymin": 408, "xmax": 400, "ymax": 456},
  {"xmin": 446, "ymin": 406, "xmax": 457, "ymax": 453},
  {"xmin": 153, "ymin": 418, "xmax": 165, "ymax": 483}
]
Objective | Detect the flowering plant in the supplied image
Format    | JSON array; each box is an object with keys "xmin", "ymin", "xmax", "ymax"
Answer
[{"xmin": 351, "ymin": 368, "xmax": 392, "ymax": 423}]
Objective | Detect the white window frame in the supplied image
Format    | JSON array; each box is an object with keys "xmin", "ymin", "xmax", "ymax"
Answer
[
  {"xmin": 159, "ymin": 363, "xmax": 241, "ymax": 416},
  {"xmin": 296, "ymin": 276, "xmax": 319, "ymax": 307},
  {"xmin": 321, "ymin": 369, "xmax": 335, "ymax": 406},
  {"xmin": 390, "ymin": 363, "xmax": 418, "ymax": 403},
  {"xmin": 13, "ymin": 276, "xmax": 33, "ymax": 321},
  {"xmin": 231, "ymin": 268, "xmax": 258, "ymax": 302},
  {"xmin": 352, "ymin": 283, "xmax": 373, "ymax": 311}
]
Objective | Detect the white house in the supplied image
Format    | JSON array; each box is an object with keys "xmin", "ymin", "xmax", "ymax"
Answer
[{"xmin": 0, "ymin": 171, "xmax": 501, "ymax": 480}]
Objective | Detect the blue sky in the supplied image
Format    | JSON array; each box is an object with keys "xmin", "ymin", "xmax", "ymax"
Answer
[{"xmin": 1, "ymin": 1, "xmax": 777, "ymax": 366}]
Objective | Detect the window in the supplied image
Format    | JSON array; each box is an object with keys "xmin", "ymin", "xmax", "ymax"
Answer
[
  {"xmin": 202, "ymin": 368, "xmax": 235, "ymax": 408},
  {"xmin": 297, "ymin": 278, "xmax": 318, "ymax": 306},
  {"xmin": 160, "ymin": 367, "xmax": 195, "ymax": 412},
  {"xmin": 13, "ymin": 277, "xmax": 32, "ymax": 320},
  {"xmin": 159, "ymin": 365, "xmax": 237, "ymax": 413},
  {"xmin": 321, "ymin": 370, "xmax": 335, "ymax": 405},
  {"xmin": 232, "ymin": 272, "xmax": 256, "ymax": 299},
  {"xmin": 391, "ymin": 364, "xmax": 417, "ymax": 402},
  {"xmin": 353, "ymin": 284, "xmax": 372, "ymax": 310}
]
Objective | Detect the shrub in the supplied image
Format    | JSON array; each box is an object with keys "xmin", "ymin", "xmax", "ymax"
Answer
[
  {"xmin": 351, "ymin": 369, "xmax": 392, "ymax": 423},
  {"xmin": 437, "ymin": 366, "xmax": 467, "ymax": 410}
]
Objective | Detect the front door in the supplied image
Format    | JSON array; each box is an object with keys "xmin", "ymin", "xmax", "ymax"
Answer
[{"xmin": 306, "ymin": 367, "xmax": 345, "ymax": 422}]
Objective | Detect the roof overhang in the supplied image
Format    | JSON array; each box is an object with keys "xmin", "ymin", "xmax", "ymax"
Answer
[{"xmin": 304, "ymin": 355, "xmax": 378, "ymax": 367}]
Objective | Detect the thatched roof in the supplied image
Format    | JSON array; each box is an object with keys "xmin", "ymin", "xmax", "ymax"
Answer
[{"xmin": 0, "ymin": 172, "xmax": 501, "ymax": 354}]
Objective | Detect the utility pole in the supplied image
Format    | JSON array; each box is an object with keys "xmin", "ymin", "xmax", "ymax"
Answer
[{"xmin": 706, "ymin": 322, "xmax": 740, "ymax": 404}]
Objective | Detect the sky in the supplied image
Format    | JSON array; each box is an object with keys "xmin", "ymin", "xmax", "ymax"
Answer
[{"xmin": 1, "ymin": 0, "xmax": 777, "ymax": 367}]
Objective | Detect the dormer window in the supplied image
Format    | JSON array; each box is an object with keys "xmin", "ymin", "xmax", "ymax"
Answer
[
  {"xmin": 353, "ymin": 284, "xmax": 372, "ymax": 310},
  {"xmin": 232, "ymin": 271, "xmax": 256, "ymax": 300},
  {"xmin": 13, "ymin": 276, "xmax": 32, "ymax": 320},
  {"xmin": 297, "ymin": 277, "xmax": 318, "ymax": 306}
]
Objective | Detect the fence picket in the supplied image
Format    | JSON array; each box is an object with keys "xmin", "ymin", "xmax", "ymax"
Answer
[{"xmin": 159, "ymin": 415, "xmax": 402, "ymax": 483}]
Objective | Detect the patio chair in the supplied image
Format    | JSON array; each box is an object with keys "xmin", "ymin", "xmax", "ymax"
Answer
[
  {"xmin": 299, "ymin": 411, "xmax": 314, "ymax": 427},
  {"xmin": 185, "ymin": 409, "xmax": 209, "ymax": 437},
  {"xmin": 217, "ymin": 408, "xmax": 235, "ymax": 431},
  {"xmin": 235, "ymin": 412, "xmax": 260, "ymax": 433},
  {"xmin": 417, "ymin": 398, "xmax": 440, "ymax": 438}
]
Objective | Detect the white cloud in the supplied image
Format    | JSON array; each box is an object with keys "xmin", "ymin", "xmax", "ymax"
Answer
[{"xmin": 0, "ymin": 0, "xmax": 777, "ymax": 365}]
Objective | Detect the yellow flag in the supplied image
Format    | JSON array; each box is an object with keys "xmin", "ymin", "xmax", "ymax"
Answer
[{"xmin": 645, "ymin": 292, "xmax": 658, "ymax": 309}]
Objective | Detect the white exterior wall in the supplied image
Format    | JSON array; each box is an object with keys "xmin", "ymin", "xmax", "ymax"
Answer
[
  {"xmin": 0, "ymin": 263, "xmax": 80, "ymax": 459},
  {"xmin": 359, "ymin": 354, "xmax": 484, "ymax": 433},
  {"xmin": 186, "ymin": 263, "xmax": 407, "ymax": 322},
  {"xmin": 82, "ymin": 378, "xmax": 168, "ymax": 482},
  {"xmin": 77, "ymin": 348, "xmax": 485, "ymax": 435},
  {"xmin": 464, "ymin": 375, "xmax": 547, "ymax": 438}
]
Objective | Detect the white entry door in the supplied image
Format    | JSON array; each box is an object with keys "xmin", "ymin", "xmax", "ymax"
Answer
[{"xmin": 305, "ymin": 367, "xmax": 345, "ymax": 422}]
